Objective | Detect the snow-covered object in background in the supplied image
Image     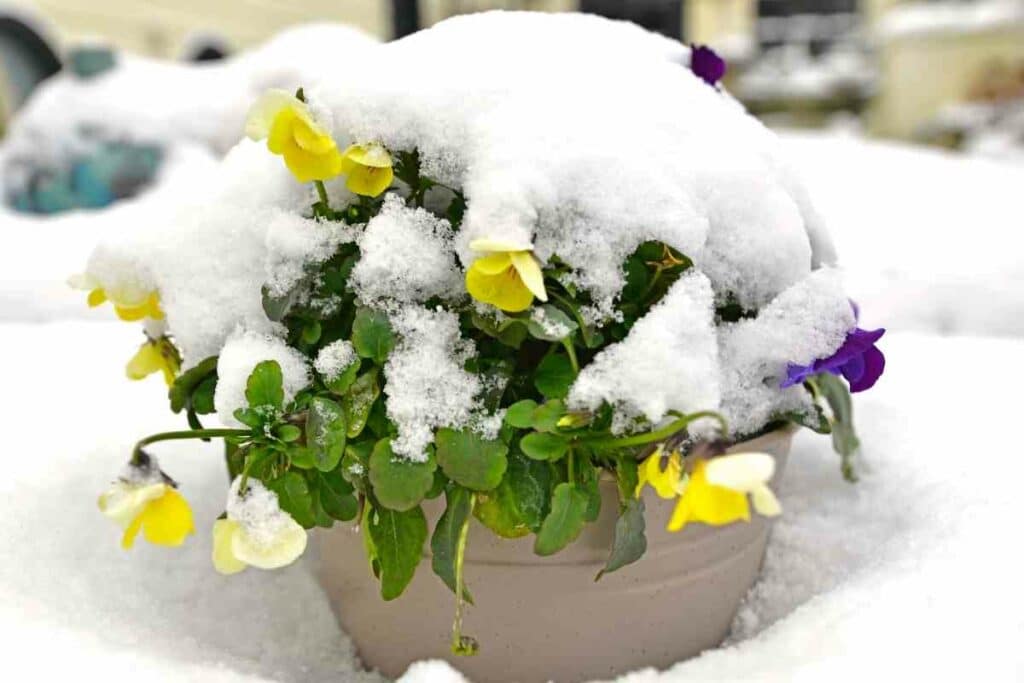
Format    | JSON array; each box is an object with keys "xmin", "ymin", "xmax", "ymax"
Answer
[
  {"xmin": 569, "ymin": 271, "xmax": 720, "ymax": 431},
  {"xmin": 80, "ymin": 11, "xmax": 853, "ymax": 454},
  {"xmin": 877, "ymin": 0, "xmax": 1024, "ymax": 40},
  {"xmin": 213, "ymin": 330, "xmax": 310, "ymax": 427},
  {"xmin": 0, "ymin": 23, "xmax": 378, "ymax": 213}
]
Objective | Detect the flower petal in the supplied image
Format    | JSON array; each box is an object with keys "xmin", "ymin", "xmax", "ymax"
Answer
[
  {"xmin": 245, "ymin": 89, "xmax": 299, "ymax": 141},
  {"xmin": 212, "ymin": 519, "xmax": 248, "ymax": 575},
  {"xmin": 509, "ymin": 251, "xmax": 548, "ymax": 302},
  {"xmin": 231, "ymin": 519, "xmax": 308, "ymax": 570},
  {"xmin": 849, "ymin": 345, "xmax": 885, "ymax": 393},
  {"xmin": 139, "ymin": 489, "xmax": 195, "ymax": 547},
  {"xmin": 345, "ymin": 164, "xmax": 393, "ymax": 197},
  {"xmin": 469, "ymin": 253, "xmax": 513, "ymax": 275},
  {"xmin": 750, "ymin": 483, "xmax": 782, "ymax": 517},
  {"xmin": 704, "ymin": 453, "xmax": 775, "ymax": 492},
  {"xmin": 342, "ymin": 143, "xmax": 392, "ymax": 168},
  {"xmin": 469, "ymin": 238, "xmax": 532, "ymax": 253},
  {"xmin": 126, "ymin": 343, "xmax": 164, "ymax": 381}
]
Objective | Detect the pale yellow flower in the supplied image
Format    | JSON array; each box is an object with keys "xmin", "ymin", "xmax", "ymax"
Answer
[
  {"xmin": 339, "ymin": 143, "xmax": 394, "ymax": 197},
  {"xmin": 465, "ymin": 238, "xmax": 548, "ymax": 313},
  {"xmin": 246, "ymin": 89, "xmax": 343, "ymax": 183}
]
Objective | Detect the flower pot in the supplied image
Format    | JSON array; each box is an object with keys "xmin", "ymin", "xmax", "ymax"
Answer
[{"xmin": 314, "ymin": 428, "xmax": 794, "ymax": 682}]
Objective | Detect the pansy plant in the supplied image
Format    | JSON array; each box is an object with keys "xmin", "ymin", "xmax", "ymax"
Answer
[{"xmin": 90, "ymin": 86, "xmax": 884, "ymax": 657}]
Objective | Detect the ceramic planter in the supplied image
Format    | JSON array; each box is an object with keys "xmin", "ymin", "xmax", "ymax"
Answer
[{"xmin": 314, "ymin": 427, "xmax": 794, "ymax": 682}]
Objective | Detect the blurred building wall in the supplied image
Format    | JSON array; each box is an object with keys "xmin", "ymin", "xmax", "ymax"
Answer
[{"xmin": 869, "ymin": 4, "xmax": 1024, "ymax": 139}]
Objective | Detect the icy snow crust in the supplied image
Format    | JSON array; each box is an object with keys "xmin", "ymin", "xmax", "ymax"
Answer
[{"xmin": 80, "ymin": 11, "xmax": 853, "ymax": 453}]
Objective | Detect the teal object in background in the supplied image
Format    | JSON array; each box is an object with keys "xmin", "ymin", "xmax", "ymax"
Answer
[{"xmin": 4, "ymin": 138, "xmax": 164, "ymax": 214}]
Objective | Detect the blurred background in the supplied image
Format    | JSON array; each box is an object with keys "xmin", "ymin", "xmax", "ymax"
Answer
[{"xmin": 2, "ymin": 0, "xmax": 1022, "ymax": 158}]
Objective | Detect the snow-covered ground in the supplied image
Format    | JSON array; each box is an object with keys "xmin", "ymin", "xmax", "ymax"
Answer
[{"xmin": 1, "ymin": 131, "xmax": 1022, "ymax": 680}]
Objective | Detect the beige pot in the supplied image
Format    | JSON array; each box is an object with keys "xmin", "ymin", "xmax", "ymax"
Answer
[{"xmin": 315, "ymin": 428, "xmax": 794, "ymax": 682}]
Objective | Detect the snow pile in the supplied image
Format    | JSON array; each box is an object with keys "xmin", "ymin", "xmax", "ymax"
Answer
[
  {"xmin": 73, "ymin": 11, "xmax": 856, "ymax": 454},
  {"xmin": 350, "ymin": 195, "xmax": 462, "ymax": 305},
  {"xmin": 3, "ymin": 23, "xmax": 378, "ymax": 158},
  {"xmin": 569, "ymin": 272, "xmax": 720, "ymax": 430},
  {"xmin": 313, "ymin": 340, "xmax": 357, "ymax": 382},
  {"xmin": 2, "ymin": 324, "xmax": 1021, "ymax": 680},
  {"xmin": 718, "ymin": 268, "xmax": 854, "ymax": 436},
  {"xmin": 877, "ymin": 0, "xmax": 1024, "ymax": 40},
  {"xmin": 383, "ymin": 306, "xmax": 484, "ymax": 461},
  {"xmin": 214, "ymin": 330, "xmax": 310, "ymax": 425},
  {"xmin": 226, "ymin": 479, "xmax": 296, "ymax": 549},
  {"xmin": 779, "ymin": 131, "xmax": 1024, "ymax": 337}
]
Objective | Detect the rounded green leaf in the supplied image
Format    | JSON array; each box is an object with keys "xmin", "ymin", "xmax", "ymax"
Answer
[
  {"xmin": 520, "ymin": 431, "xmax": 569, "ymax": 461},
  {"xmin": 504, "ymin": 400, "xmax": 538, "ymax": 429},
  {"xmin": 369, "ymin": 439, "xmax": 436, "ymax": 511},
  {"xmin": 534, "ymin": 353, "xmax": 575, "ymax": 400},
  {"xmin": 434, "ymin": 428, "xmax": 509, "ymax": 492},
  {"xmin": 307, "ymin": 397, "xmax": 347, "ymax": 472},
  {"xmin": 352, "ymin": 308, "xmax": 396, "ymax": 364}
]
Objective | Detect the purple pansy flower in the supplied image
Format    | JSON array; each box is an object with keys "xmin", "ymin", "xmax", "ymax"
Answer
[
  {"xmin": 782, "ymin": 327, "xmax": 886, "ymax": 393},
  {"xmin": 690, "ymin": 45, "xmax": 726, "ymax": 87}
]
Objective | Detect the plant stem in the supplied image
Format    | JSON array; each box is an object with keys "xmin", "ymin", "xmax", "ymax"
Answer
[
  {"xmin": 131, "ymin": 429, "xmax": 251, "ymax": 464},
  {"xmin": 581, "ymin": 411, "xmax": 727, "ymax": 452},
  {"xmin": 561, "ymin": 337, "xmax": 580, "ymax": 374},
  {"xmin": 314, "ymin": 180, "xmax": 330, "ymax": 207},
  {"xmin": 567, "ymin": 447, "xmax": 576, "ymax": 484},
  {"xmin": 451, "ymin": 493, "xmax": 478, "ymax": 657}
]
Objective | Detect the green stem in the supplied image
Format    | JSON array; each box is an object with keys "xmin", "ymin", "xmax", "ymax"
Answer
[
  {"xmin": 582, "ymin": 411, "xmax": 727, "ymax": 452},
  {"xmin": 314, "ymin": 180, "xmax": 330, "ymax": 207},
  {"xmin": 561, "ymin": 337, "xmax": 580, "ymax": 374},
  {"xmin": 639, "ymin": 265, "xmax": 665, "ymax": 303},
  {"xmin": 567, "ymin": 447, "xmax": 576, "ymax": 484},
  {"xmin": 451, "ymin": 493, "xmax": 478, "ymax": 657},
  {"xmin": 131, "ymin": 429, "xmax": 251, "ymax": 465}
]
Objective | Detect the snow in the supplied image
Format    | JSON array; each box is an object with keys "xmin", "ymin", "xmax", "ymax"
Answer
[
  {"xmin": 350, "ymin": 195, "xmax": 462, "ymax": 305},
  {"xmin": 718, "ymin": 268, "xmax": 854, "ymax": 437},
  {"xmin": 1, "ymin": 323, "xmax": 1020, "ymax": 681},
  {"xmin": 778, "ymin": 131, "xmax": 1024, "ymax": 337},
  {"xmin": 568, "ymin": 271, "xmax": 721, "ymax": 431},
  {"xmin": 877, "ymin": 0, "xmax": 1024, "ymax": 41},
  {"xmin": 383, "ymin": 306, "xmax": 484, "ymax": 462},
  {"xmin": 214, "ymin": 330, "xmax": 310, "ymax": 426},
  {"xmin": 313, "ymin": 340, "xmax": 357, "ymax": 382},
  {"xmin": 226, "ymin": 478, "xmax": 298, "ymax": 550}
]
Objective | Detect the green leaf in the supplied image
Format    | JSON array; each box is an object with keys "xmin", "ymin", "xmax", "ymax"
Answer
[
  {"xmin": 313, "ymin": 469, "xmax": 358, "ymax": 521},
  {"xmin": 430, "ymin": 485, "xmax": 474, "ymax": 603},
  {"xmin": 191, "ymin": 375, "xmax": 217, "ymax": 414},
  {"xmin": 434, "ymin": 428, "xmax": 509, "ymax": 491},
  {"xmin": 245, "ymin": 360, "xmax": 284, "ymax": 410},
  {"xmin": 813, "ymin": 373, "xmax": 861, "ymax": 481},
  {"xmin": 266, "ymin": 472, "xmax": 316, "ymax": 529},
  {"xmin": 351, "ymin": 308, "xmax": 395, "ymax": 364},
  {"xmin": 520, "ymin": 431, "xmax": 569, "ymax": 461},
  {"xmin": 364, "ymin": 501, "xmax": 428, "ymax": 601},
  {"xmin": 301, "ymin": 321, "xmax": 322, "ymax": 345},
  {"xmin": 475, "ymin": 450, "xmax": 551, "ymax": 538},
  {"xmin": 368, "ymin": 439, "xmax": 437, "ymax": 511},
  {"xmin": 262, "ymin": 282, "xmax": 301, "ymax": 322},
  {"xmin": 534, "ymin": 352, "xmax": 575, "ymax": 400},
  {"xmin": 169, "ymin": 356, "xmax": 218, "ymax": 413},
  {"xmin": 596, "ymin": 498, "xmax": 647, "ymax": 581},
  {"xmin": 525, "ymin": 305, "xmax": 578, "ymax": 341},
  {"xmin": 233, "ymin": 407, "xmax": 265, "ymax": 430},
  {"xmin": 530, "ymin": 400, "xmax": 566, "ymax": 432},
  {"xmin": 341, "ymin": 440, "xmax": 373, "ymax": 491},
  {"xmin": 307, "ymin": 397, "xmax": 347, "ymax": 472},
  {"xmin": 505, "ymin": 399, "xmax": 539, "ymax": 428},
  {"xmin": 276, "ymin": 424, "xmax": 302, "ymax": 442},
  {"xmin": 534, "ymin": 483, "xmax": 588, "ymax": 556},
  {"xmin": 343, "ymin": 368, "xmax": 380, "ymax": 438},
  {"xmin": 779, "ymin": 403, "xmax": 831, "ymax": 434},
  {"xmin": 325, "ymin": 359, "xmax": 360, "ymax": 395},
  {"xmin": 578, "ymin": 460, "xmax": 602, "ymax": 522}
]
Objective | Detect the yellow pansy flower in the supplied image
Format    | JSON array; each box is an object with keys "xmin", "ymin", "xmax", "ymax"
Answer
[
  {"xmin": 339, "ymin": 143, "xmax": 394, "ymax": 197},
  {"xmin": 126, "ymin": 336, "xmax": 181, "ymax": 386},
  {"xmin": 245, "ymin": 89, "xmax": 343, "ymax": 183},
  {"xmin": 667, "ymin": 453, "xmax": 781, "ymax": 532},
  {"xmin": 635, "ymin": 446, "xmax": 688, "ymax": 499},
  {"xmin": 69, "ymin": 273, "xmax": 164, "ymax": 322},
  {"xmin": 99, "ymin": 476, "xmax": 195, "ymax": 549},
  {"xmin": 465, "ymin": 238, "xmax": 548, "ymax": 313},
  {"xmin": 211, "ymin": 516, "xmax": 308, "ymax": 575},
  {"xmin": 636, "ymin": 450, "xmax": 781, "ymax": 533}
]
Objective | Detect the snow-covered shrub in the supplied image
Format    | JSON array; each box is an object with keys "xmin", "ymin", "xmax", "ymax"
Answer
[{"xmin": 80, "ymin": 12, "xmax": 884, "ymax": 654}]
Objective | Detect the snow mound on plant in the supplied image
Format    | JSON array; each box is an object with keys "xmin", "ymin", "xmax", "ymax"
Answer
[
  {"xmin": 214, "ymin": 330, "xmax": 310, "ymax": 426},
  {"xmin": 310, "ymin": 11, "xmax": 834, "ymax": 315},
  {"xmin": 569, "ymin": 271, "xmax": 720, "ymax": 431},
  {"xmin": 78, "ymin": 11, "xmax": 852, "ymax": 446}
]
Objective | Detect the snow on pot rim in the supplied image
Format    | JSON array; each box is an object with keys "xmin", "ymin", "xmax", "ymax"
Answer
[{"xmin": 76, "ymin": 9, "xmax": 883, "ymax": 666}]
